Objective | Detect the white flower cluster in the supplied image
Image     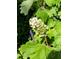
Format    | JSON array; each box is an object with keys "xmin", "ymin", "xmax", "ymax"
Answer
[{"xmin": 29, "ymin": 17, "xmax": 48, "ymax": 35}]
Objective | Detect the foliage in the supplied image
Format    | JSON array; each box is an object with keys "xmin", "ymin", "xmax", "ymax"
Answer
[
  {"xmin": 17, "ymin": 0, "xmax": 61, "ymax": 59},
  {"xmin": 36, "ymin": 8, "xmax": 48, "ymax": 23},
  {"xmin": 18, "ymin": 41, "xmax": 53, "ymax": 59},
  {"xmin": 20, "ymin": 0, "xmax": 34, "ymax": 15},
  {"xmin": 44, "ymin": 0, "xmax": 60, "ymax": 6}
]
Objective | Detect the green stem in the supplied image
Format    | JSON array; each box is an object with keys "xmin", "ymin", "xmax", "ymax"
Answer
[
  {"xmin": 42, "ymin": 35, "xmax": 48, "ymax": 46},
  {"xmin": 45, "ymin": 36, "xmax": 48, "ymax": 46}
]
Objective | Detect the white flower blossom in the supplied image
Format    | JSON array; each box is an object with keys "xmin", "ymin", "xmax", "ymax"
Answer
[{"xmin": 29, "ymin": 17, "xmax": 48, "ymax": 35}]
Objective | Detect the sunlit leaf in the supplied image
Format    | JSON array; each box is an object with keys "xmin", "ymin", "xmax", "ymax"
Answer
[
  {"xmin": 19, "ymin": 41, "xmax": 53, "ymax": 59},
  {"xmin": 36, "ymin": 8, "xmax": 48, "ymax": 23},
  {"xmin": 54, "ymin": 20, "xmax": 61, "ymax": 34},
  {"xmin": 44, "ymin": 0, "xmax": 60, "ymax": 6},
  {"xmin": 47, "ymin": 19, "xmax": 56, "ymax": 28},
  {"xmin": 30, "ymin": 44, "xmax": 52, "ymax": 59}
]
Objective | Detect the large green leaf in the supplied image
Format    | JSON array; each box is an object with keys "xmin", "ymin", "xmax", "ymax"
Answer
[
  {"xmin": 30, "ymin": 44, "xmax": 52, "ymax": 59},
  {"xmin": 19, "ymin": 41, "xmax": 53, "ymax": 59},
  {"xmin": 36, "ymin": 8, "xmax": 48, "ymax": 23},
  {"xmin": 19, "ymin": 41, "xmax": 39, "ymax": 59},
  {"xmin": 20, "ymin": 0, "xmax": 34, "ymax": 15}
]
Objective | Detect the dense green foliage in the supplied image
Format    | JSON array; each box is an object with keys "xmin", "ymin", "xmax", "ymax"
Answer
[{"xmin": 17, "ymin": 0, "xmax": 61, "ymax": 59}]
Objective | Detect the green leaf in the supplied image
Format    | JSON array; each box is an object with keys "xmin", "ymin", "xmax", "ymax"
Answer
[
  {"xmin": 47, "ymin": 19, "xmax": 56, "ymax": 28},
  {"xmin": 54, "ymin": 20, "xmax": 61, "ymax": 34},
  {"xmin": 30, "ymin": 44, "xmax": 52, "ymax": 59},
  {"xmin": 20, "ymin": 0, "xmax": 34, "ymax": 15},
  {"xmin": 47, "ymin": 20, "xmax": 61, "ymax": 51},
  {"xmin": 46, "ymin": 7, "xmax": 57, "ymax": 17},
  {"xmin": 45, "ymin": 9, "xmax": 53, "ymax": 17},
  {"xmin": 51, "ymin": 7, "xmax": 57, "ymax": 16},
  {"xmin": 47, "ymin": 50, "xmax": 61, "ymax": 59},
  {"xmin": 46, "ymin": 20, "xmax": 61, "ymax": 38},
  {"xmin": 19, "ymin": 41, "xmax": 39, "ymax": 59},
  {"xmin": 58, "ymin": 11, "xmax": 61, "ymax": 19},
  {"xmin": 19, "ymin": 41, "xmax": 53, "ymax": 59},
  {"xmin": 44, "ymin": 0, "xmax": 54, "ymax": 7},
  {"xmin": 44, "ymin": 0, "xmax": 60, "ymax": 6},
  {"xmin": 53, "ymin": 36, "xmax": 61, "ymax": 51},
  {"xmin": 34, "ymin": 36, "xmax": 42, "ymax": 43},
  {"xmin": 55, "ymin": 0, "xmax": 61, "ymax": 6},
  {"xmin": 17, "ymin": 53, "xmax": 21, "ymax": 59},
  {"xmin": 46, "ymin": 28, "xmax": 57, "ymax": 39},
  {"xmin": 36, "ymin": 8, "xmax": 48, "ymax": 23}
]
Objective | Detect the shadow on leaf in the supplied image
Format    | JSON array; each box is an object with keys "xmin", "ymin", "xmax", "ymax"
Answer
[{"xmin": 47, "ymin": 50, "xmax": 61, "ymax": 59}]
